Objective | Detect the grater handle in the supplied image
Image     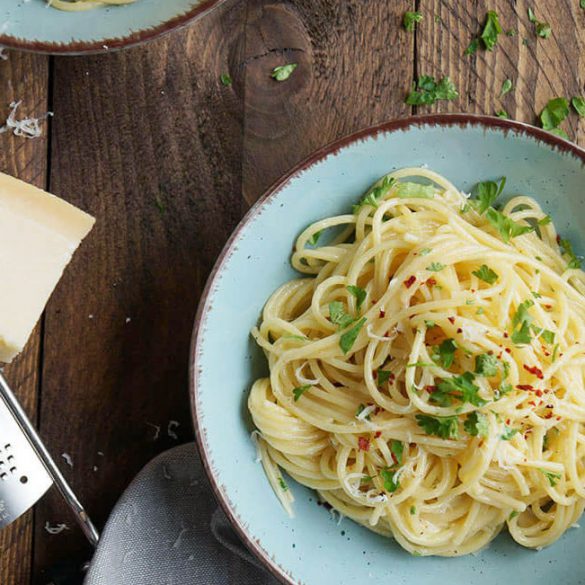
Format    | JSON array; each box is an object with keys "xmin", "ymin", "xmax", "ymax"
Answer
[{"xmin": 0, "ymin": 372, "xmax": 99, "ymax": 547}]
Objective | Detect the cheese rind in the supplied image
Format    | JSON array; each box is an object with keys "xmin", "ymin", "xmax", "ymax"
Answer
[{"xmin": 0, "ymin": 173, "xmax": 95, "ymax": 363}]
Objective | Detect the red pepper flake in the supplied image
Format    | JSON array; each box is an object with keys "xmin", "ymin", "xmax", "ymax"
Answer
[
  {"xmin": 426, "ymin": 278, "xmax": 437, "ymax": 286},
  {"xmin": 404, "ymin": 276, "xmax": 416, "ymax": 288},
  {"xmin": 374, "ymin": 431, "xmax": 382, "ymax": 439},
  {"xmin": 456, "ymin": 327, "xmax": 462, "ymax": 334},
  {"xmin": 544, "ymin": 304, "xmax": 552, "ymax": 310},
  {"xmin": 517, "ymin": 384, "xmax": 535, "ymax": 391},
  {"xmin": 497, "ymin": 353, "xmax": 503, "ymax": 359},
  {"xmin": 503, "ymin": 332, "xmax": 509, "ymax": 338},
  {"xmin": 373, "ymin": 370, "xmax": 378, "ymax": 379},
  {"xmin": 556, "ymin": 234, "xmax": 561, "ymax": 244},
  {"xmin": 535, "ymin": 389, "xmax": 543, "ymax": 397},
  {"xmin": 374, "ymin": 407, "xmax": 382, "ymax": 415},
  {"xmin": 528, "ymin": 400, "xmax": 536, "ymax": 406},
  {"xmin": 505, "ymin": 348, "xmax": 512, "ymax": 354},
  {"xmin": 448, "ymin": 316, "xmax": 455, "ymax": 324},
  {"xmin": 545, "ymin": 411, "xmax": 554, "ymax": 419},
  {"xmin": 424, "ymin": 385, "xmax": 438, "ymax": 393},
  {"xmin": 506, "ymin": 419, "xmax": 511, "ymax": 425},
  {"xmin": 523, "ymin": 364, "xmax": 544, "ymax": 379},
  {"xmin": 358, "ymin": 437, "xmax": 370, "ymax": 451},
  {"xmin": 379, "ymin": 309, "xmax": 386, "ymax": 318},
  {"xmin": 556, "ymin": 416, "xmax": 561, "ymax": 421}
]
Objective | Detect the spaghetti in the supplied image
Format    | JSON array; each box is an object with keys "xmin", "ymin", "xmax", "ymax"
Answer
[{"xmin": 248, "ymin": 167, "xmax": 585, "ymax": 556}]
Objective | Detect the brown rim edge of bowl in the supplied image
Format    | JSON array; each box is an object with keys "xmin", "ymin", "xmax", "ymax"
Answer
[
  {"xmin": 0, "ymin": 0, "xmax": 226, "ymax": 55},
  {"xmin": 189, "ymin": 113, "xmax": 585, "ymax": 585}
]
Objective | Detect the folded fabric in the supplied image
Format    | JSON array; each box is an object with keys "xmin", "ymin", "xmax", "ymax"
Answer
[{"xmin": 84, "ymin": 443, "xmax": 277, "ymax": 585}]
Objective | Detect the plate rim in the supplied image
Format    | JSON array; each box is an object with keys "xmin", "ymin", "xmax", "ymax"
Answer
[
  {"xmin": 0, "ymin": 0, "xmax": 226, "ymax": 55},
  {"xmin": 189, "ymin": 113, "xmax": 585, "ymax": 585}
]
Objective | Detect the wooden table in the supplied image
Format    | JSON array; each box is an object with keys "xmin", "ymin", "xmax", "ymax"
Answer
[{"xmin": 0, "ymin": 1, "xmax": 583, "ymax": 583}]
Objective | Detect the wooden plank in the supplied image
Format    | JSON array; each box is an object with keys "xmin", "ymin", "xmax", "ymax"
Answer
[
  {"xmin": 32, "ymin": 0, "xmax": 247, "ymax": 579},
  {"xmin": 0, "ymin": 51, "xmax": 49, "ymax": 585},
  {"xmin": 416, "ymin": 0, "xmax": 584, "ymax": 145},
  {"xmin": 242, "ymin": 0, "xmax": 414, "ymax": 205}
]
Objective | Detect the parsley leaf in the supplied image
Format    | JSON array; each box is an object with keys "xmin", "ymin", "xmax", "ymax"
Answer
[
  {"xmin": 436, "ymin": 372, "xmax": 487, "ymax": 407},
  {"xmin": 340, "ymin": 317, "xmax": 366, "ymax": 354},
  {"xmin": 512, "ymin": 299, "xmax": 534, "ymax": 328},
  {"xmin": 496, "ymin": 109, "xmax": 509, "ymax": 119},
  {"xmin": 419, "ymin": 247, "xmax": 432, "ymax": 256},
  {"xmin": 271, "ymin": 63, "xmax": 298, "ymax": 81},
  {"xmin": 410, "ymin": 505, "xmax": 416, "ymax": 515},
  {"xmin": 559, "ymin": 237, "xmax": 582, "ymax": 269},
  {"xmin": 424, "ymin": 320, "xmax": 436, "ymax": 328},
  {"xmin": 540, "ymin": 329, "xmax": 555, "ymax": 344},
  {"xmin": 495, "ymin": 381, "xmax": 513, "ymax": 399},
  {"xmin": 426, "ymin": 262, "xmax": 445, "ymax": 272},
  {"xmin": 308, "ymin": 230, "xmax": 322, "ymax": 246},
  {"xmin": 500, "ymin": 79, "xmax": 513, "ymax": 97},
  {"xmin": 540, "ymin": 97, "xmax": 569, "ymax": 131},
  {"xmin": 527, "ymin": 8, "xmax": 551, "ymax": 39},
  {"xmin": 511, "ymin": 322, "xmax": 532, "ymax": 345},
  {"xmin": 405, "ymin": 75, "xmax": 459, "ymax": 106},
  {"xmin": 390, "ymin": 440, "xmax": 404, "ymax": 465},
  {"xmin": 539, "ymin": 468, "xmax": 561, "ymax": 487},
  {"xmin": 403, "ymin": 11, "xmax": 423, "ymax": 31},
  {"xmin": 486, "ymin": 208, "xmax": 533, "ymax": 242},
  {"xmin": 278, "ymin": 477, "xmax": 289, "ymax": 491},
  {"xmin": 538, "ymin": 215, "xmax": 552, "ymax": 226},
  {"xmin": 377, "ymin": 369, "xmax": 391, "ymax": 387},
  {"xmin": 416, "ymin": 415, "xmax": 460, "ymax": 439},
  {"xmin": 465, "ymin": 38, "xmax": 480, "ymax": 55},
  {"xmin": 475, "ymin": 353, "xmax": 499, "ymax": 377},
  {"xmin": 581, "ymin": 0, "xmax": 585, "ymax": 9},
  {"xmin": 434, "ymin": 338, "xmax": 457, "ymax": 368},
  {"xmin": 347, "ymin": 285, "xmax": 367, "ymax": 311},
  {"xmin": 471, "ymin": 176, "xmax": 506, "ymax": 214},
  {"xmin": 355, "ymin": 403, "xmax": 371, "ymax": 420},
  {"xmin": 501, "ymin": 425, "xmax": 519, "ymax": 440},
  {"xmin": 220, "ymin": 73, "xmax": 233, "ymax": 86},
  {"xmin": 464, "ymin": 411, "xmax": 489, "ymax": 437},
  {"xmin": 481, "ymin": 11, "xmax": 502, "ymax": 50},
  {"xmin": 380, "ymin": 467, "xmax": 400, "ymax": 492},
  {"xmin": 354, "ymin": 176, "xmax": 396, "ymax": 212},
  {"xmin": 329, "ymin": 301, "xmax": 356, "ymax": 329},
  {"xmin": 472, "ymin": 264, "xmax": 499, "ymax": 284},
  {"xmin": 573, "ymin": 97, "xmax": 585, "ymax": 117},
  {"xmin": 293, "ymin": 384, "xmax": 311, "ymax": 401},
  {"xmin": 395, "ymin": 181, "xmax": 436, "ymax": 199}
]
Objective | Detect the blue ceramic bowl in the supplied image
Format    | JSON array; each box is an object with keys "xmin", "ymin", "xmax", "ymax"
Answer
[
  {"xmin": 0, "ymin": 0, "xmax": 224, "ymax": 54},
  {"xmin": 191, "ymin": 115, "xmax": 585, "ymax": 585}
]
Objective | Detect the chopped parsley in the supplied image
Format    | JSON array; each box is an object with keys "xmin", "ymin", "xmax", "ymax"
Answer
[
  {"xmin": 537, "ymin": 215, "xmax": 552, "ymax": 226},
  {"xmin": 377, "ymin": 369, "xmax": 392, "ymax": 387},
  {"xmin": 495, "ymin": 381, "xmax": 513, "ymax": 400},
  {"xmin": 416, "ymin": 414, "xmax": 460, "ymax": 439},
  {"xmin": 496, "ymin": 110, "xmax": 509, "ymax": 119},
  {"xmin": 464, "ymin": 411, "xmax": 489, "ymax": 437},
  {"xmin": 271, "ymin": 63, "xmax": 298, "ymax": 81},
  {"xmin": 329, "ymin": 301, "xmax": 356, "ymax": 329},
  {"xmin": 390, "ymin": 440, "xmax": 404, "ymax": 465},
  {"xmin": 308, "ymin": 230, "xmax": 322, "ymax": 246},
  {"xmin": 481, "ymin": 10, "xmax": 503, "ymax": 50},
  {"xmin": 464, "ymin": 38, "xmax": 480, "ymax": 56},
  {"xmin": 533, "ymin": 326, "xmax": 555, "ymax": 345},
  {"xmin": 501, "ymin": 425, "xmax": 519, "ymax": 440},
  {"xmin": 355, "ymin": 403, "xmax": 371, "ymax": 420},
  {"xmin": 220, "ymin": 73, "xmax": 233, "ymax": 86},
  {"xmin": 347, "ymin": 285, "xmax": 367, "ymax": 311},
  {"xmin": 573, "ymin": 97, "xmax": 585, "ymax": 117},
  {"xmin": 396, "ymin": 182, "xmax": 436, "ymax": 199},
  {"xmin": 424, "ymin": 320, "xmax": 436, "ymax": 328},
  {"xmin": 278, "ymin": 477, "xmax": 289, "ymax": 491},
  {"xmin": 403, "ymin": 11, "xmax": 423, "ymax": 31},
  {"xmin": 293, "ymin": 384, "xmax": 311, "ymax": 401},
  {"xmin": 475, "ymin": 353, "xmax": 499, "ymax": 377},
  {"xmin": 410, "ymin": 505, "xmax": 416, "ymax": 515},
  {"xmin": 486, "ymin": 208, "xmax": 533, "ymax": 242},
  {"xmin": 405, "ymin": 75, "xmax": 459, "ymax": 106},
  {"xmin": 540, "ymin": 97, "xmax": 569, "ymax": 133},
  {"xmin": 512, "ymin": 322, "xmax": 532, "ymax": 345},
  {"xmin": 509, "ymin": 510, "xmax": 520, "ymax": 519},
  {"xmin": 500, "ymin": 79, "xmax": 513, "ymax": 97},
  {"xmin": 340, "ymin": 317, "xmax": 366, "ymax": 354},
  {"xmin": 559, "ymin": 237, "xmax": 582, "ymax": 269},
  {"xmin": 354, "ymin": 176, "xmax": 396, "ymax": 212},
  {"xmin": 552, "ymin": 343, "xmax": 560, "ymax": 362},
  {"xmin": 512, "ymin": 299, "xmax": 534, "ymax": 328},
  {"xmin": 471, "ymin": 176, "xmax": 506, "ymax": 214},
  {"xmin": 419, "ymin": 247, "xmax": 432, "ymax": 256},
  {"xmin": 528, "ymin": 8, "xmax": 551, "ymax": 38},
  {"xmin": 426, "ymin": 262, "xmax": 445, "ymax": 272},
  {"xmin": 380, "ymin": 467, "xmax": 400, "ymax": 493},
  {"xmin": 434, "ymin": 372, "xmax": 487, "ymax": 407},
  {"xmin": 539, "ymin": 468, "xmax": 561, "ymax": 487},
  {"xmin": 472, "ymin": 264, "xmax": 499, "ymax": 285},
  {"xmin": 433, "ymin": 338, "xmax": 457, "ymax": 368}
]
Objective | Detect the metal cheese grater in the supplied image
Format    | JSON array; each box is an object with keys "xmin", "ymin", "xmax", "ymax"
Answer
[{"xmin": 0, "ymin": 371, "xmax": 99, "ymax": 546}]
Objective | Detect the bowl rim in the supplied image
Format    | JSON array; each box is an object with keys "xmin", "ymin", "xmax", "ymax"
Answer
[
  {"xmin": 189, "ymin": 113, "xmax": 585, "ymax": 585},
  {"xmin": 0, "ymin": 0, "xmax": 226, "ymax": 55}
]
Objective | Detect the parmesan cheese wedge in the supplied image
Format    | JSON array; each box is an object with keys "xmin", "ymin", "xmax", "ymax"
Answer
[{"xmin": 0, "ymin": 173, "xmax": 94, "ymax": 363}]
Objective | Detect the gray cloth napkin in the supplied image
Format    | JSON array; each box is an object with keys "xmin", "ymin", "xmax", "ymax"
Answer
[{"xmin": 84, "ymin": 443, "xmax": 277, "ymax": 585}]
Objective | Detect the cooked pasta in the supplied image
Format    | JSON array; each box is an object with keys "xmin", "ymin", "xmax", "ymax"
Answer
[
  {"xmin": 248, "ymin": 167, "xmax": 585, "ymax": 556},
  {"xmin": 47, "ymin": 0, "xmax": 135, "ymax": 11}
]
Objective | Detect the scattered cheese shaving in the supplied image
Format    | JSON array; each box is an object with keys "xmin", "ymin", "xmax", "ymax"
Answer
[
  {"xmin": 167, "ymin": 420, "xmax": 180, "ymax": 440},
  {"xmin": 61, "ymin": 453, "xmax": 73, "ymax": 467},
  {"xmin": 0, "ymin": 101, "xmax": 53, "ymax": 139},
  {"xmin": 44, "ymin": 522, "xmax": 69, "ymax": 535}
]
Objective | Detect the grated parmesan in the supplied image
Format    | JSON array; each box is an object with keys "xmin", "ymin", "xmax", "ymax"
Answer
[
  {"xmin": 61, "ymin": 453, "xmax": 73, "ymax": 467},
  {"xmin": 0, "ymin": 101, "xmax": 53, "ymax": 139}
]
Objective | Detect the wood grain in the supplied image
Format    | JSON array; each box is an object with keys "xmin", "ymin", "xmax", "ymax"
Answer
[
  {"xmin": 0, "ymin": 51, "xmax": 49, "ymax": 585},
  {"xmin": 416, "ymin": 0, "xmax": 585, "ymax": 146},
  {"xmin": 242, "ymin": 0, "xmax": 414, "ymax": 205},
  {"xmin": 32, "ymin": 1, "xmax": 246, "ymax": 580}
]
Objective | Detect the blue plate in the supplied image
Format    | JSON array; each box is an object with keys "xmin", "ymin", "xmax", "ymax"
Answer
[
  {"xmin": 0, "ymin": 0, "xmax": 224, "ymax": 54},
  {"xmin": 191, "ymin": 115, "xmax": 585, "ymax": 585}
]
